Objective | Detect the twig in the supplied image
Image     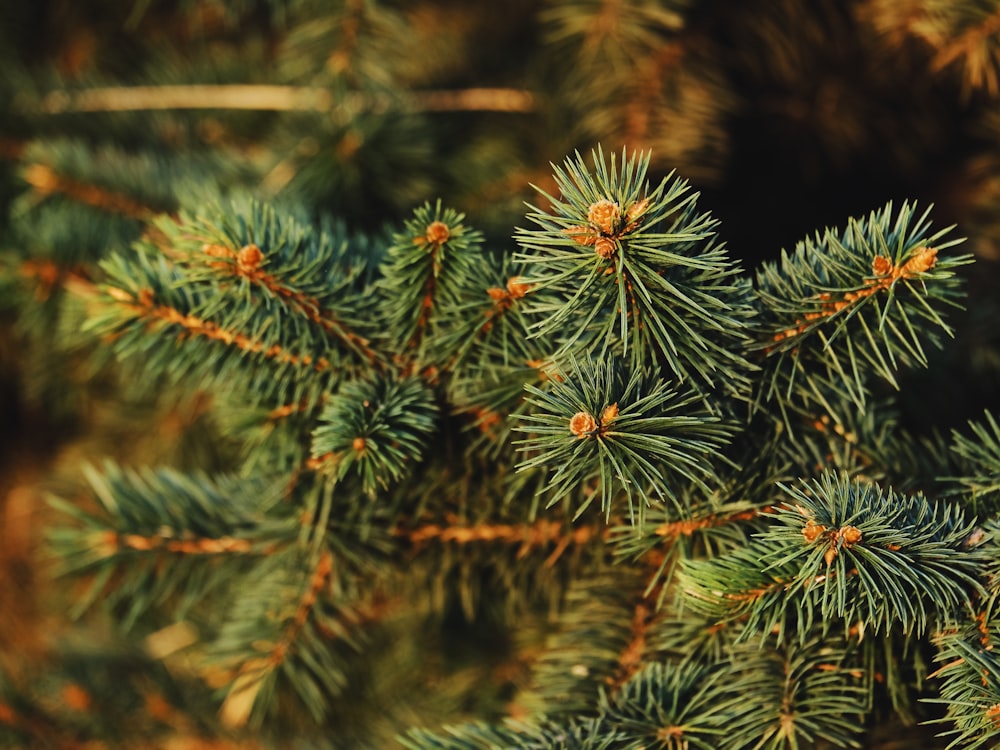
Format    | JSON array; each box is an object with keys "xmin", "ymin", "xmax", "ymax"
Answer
[{"xmin": 35, "ymin": 85, "xmax": 536, "ymax": 115}]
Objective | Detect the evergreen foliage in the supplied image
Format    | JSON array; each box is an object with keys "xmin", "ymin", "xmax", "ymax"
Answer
[{"xmin": 3, "ymin": 2, "xmax": 1000, "ymax": 749}]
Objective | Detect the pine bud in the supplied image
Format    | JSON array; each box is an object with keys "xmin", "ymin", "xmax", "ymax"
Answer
[
  {"xmin": 425, "ymin": 221, "xmax": 451, "ymax": 246},
  {"xmin": 901, "ymin": 246, "xmax": 937, "ymax": 276},
  {"xmin": 600, "ymin": 403, "xmax": 619, "ymax": 425},
  {"xmin": 871, "ymin": 256, "xmax": 893, "ymax": 276},
  {"xmin": 964, "ymin": 527, "xmax": 986, "ymax": 548},
  {"xmin": 594, "ymin": 237, "xmax": 617, "ymax": 259},
  {"xmin": 625, "ymin": 198, "xmax": 649, "ymax": 224},
  {"xmin": 987, "ymin": 703, "xmax": 1000, "ymax": 727},
  {"xmin": 237, "ymin": 244, "xmax": 264, "ymax": 272},
  {"xmin": 587, "ymin": 199, "xmax": 620, "ymax": 235},
  {"xmin": 506, "ymin": 276, "xmax": 531, "ymax": 298},
  {"xmin": 802, "ymin": 519, "xmax": 826, "ymax": 543},
  {"xmin": 840, "ymin": 525, "xmax": 862, "ymax": 545},
  {"xmin": 569, "ymin": 411, "xmax": 598, "ymax": 437}
]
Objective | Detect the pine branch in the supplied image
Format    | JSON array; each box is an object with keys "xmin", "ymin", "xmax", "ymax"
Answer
[
  {"xmin": 309, "ymin": 374, "xmax": 439, "ymax": 496},
  {"xmin": 681, "ymin": 471, "xmax": 988, "ymax": 641},
  {"xmin": 89, "ymin": 200, "xmax": 379, "ymax": 409},
  {"xmin": 752, "ymin": 201, "xmax": 971, "ymax": 426},
  {"xmin": 599, "ymin": 661, "xmax": 742, "ymax": 750},
  {"xmin": 210, "ymin": 548, "xmax": 372, "ymax": 729},
  {"xmin": 516, "ymin": 357, "xmax": 735, "ymax": 523},
  {"xmin": 443, "ymin": 255, "xmax": 549, "ymax": 457},
  {"xmin": 710, "ymin": 638, "xmax": 868, "ymax": 750},
  {"xmin": 50, "ymin": 463, "xmax": 297, "ymax": 629},
  {"xmin": 402, "ymin": 716, "xmax": 620, "ymax": 750},
  {"xmin": 863, "ymin": 0, "xmax": 1000, "ymax": 95},
  {"xmin": 514, "ymin": 147, "xmax": 754, "ymax": 396},
  {"xmin": 20, "ymin": 162, "xmax": 158, "ymax": 221},
  {"xmin": 607, "ymin": 431, "xmax": 788, "ymax": 596},
  {"xmin": 394, "ymin": 517, "xmax": 604, "ymax": 554},
  {"xmin": 931, "ymin": 5, "xmax": 1000, "ymax": 91},
  {"xmin": 543, "ymin": 0, "xmax": 730, "ymax": 183},
  {"xmin": 194, "ymin": 241, "xmax": 381, "ymax": 365},
  {"xmin": 377, "ymin": 200, "xmax": 485, "ymax": 366},
  {"xmin": 929, "ymin": 601, "xmax": 1000, "ymax": 749},
  {"xmin": 407, "ymin": 638, "xmax": 868, "ymax": 749},
  {"xmin": 514, "ymin": 571, "xmax": 649, "ymax": 718}
]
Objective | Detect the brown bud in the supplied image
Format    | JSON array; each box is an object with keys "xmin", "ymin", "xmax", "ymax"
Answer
[
  {"xmin": 594, "ymin": 237, "xmax": 617, "ymax": 259},
  {"xmin": 965, "ymin": 527, "xmax": 987, "ymax": 548},
  {"xmin": 802, "ymin": 520, "xmax": 826, "ymax": 544},
  {"xmin": 22, "ymin": 163, "xmax": 59, "ymax": 194},
  {"xmin": 425, "ymin": 221, "xmax": 451, "ymax": 246},
  {"xmin": 901, "ymin": 246, "xmax": 938, "ymax": 276},
  {"xmin": 203, "ymin": 243, "xmax": 233, "ymax": 259},
  {"xmin": 506, "ymin": 277, "xmax": 531, "ymax": 298},
  {"xmin": 625, "ymin": 198, "xmax": 650, "ymax": 225},
  {"xmin": 987, "ymin": 703, "xmax": 1000, "ymax": 727},
  {"xmin": 824, "ymin": 546, "xmax": 838, "ymax": 567},
  {"xmin": 600, "ymin": 403, "xmax": 619, "ymax": 425},
  {"xmin": 62, "ymin": 683, "xmax": 92, "ymax": 712},
  {"xmin": 237, "ymin": 244, "xmax": 264, "ymax": 272},
  {"xmin": 352, "ymin": 437, "xmax": 366, "ymax": 453},
  {"xmin": 108, "ymin": 286, "xmax": 135, "ymax": 303},
  {"xmin": 840, "ymin": 525, "xmax": 862, "ymax": 545},
  {"xmin": 569, "ymin": 411, "xmax": 598, "ymax": 437},
  {"xmin": 587, "ymin": 199, "xmax": 621, "ymax": 235},
  {"xmin": 871, "ymin": 255, "xmax": 893, "ymax": 276},
  {"xmin": 123, "ymin": 533, "xmax": 156, "ymax": 550}
]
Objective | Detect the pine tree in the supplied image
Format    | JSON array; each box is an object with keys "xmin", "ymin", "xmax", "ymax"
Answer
[{"xmin": 2, "ymin": 2, "xmax": 1000, "ymax": 749}]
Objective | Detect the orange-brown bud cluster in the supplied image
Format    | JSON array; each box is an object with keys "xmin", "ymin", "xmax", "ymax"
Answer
[
  {"xmin": 487, "ymin": 276, "xmax": 532, "ymax": 306},
  {"xmin": 601, "ymin": 403, "xmax": 619, "ymax": 423},
  {"xmin": 587, "ymin": 199, "xmax": 621, "ymax": 235},
  {"xmin": 802, "ymin": 519, "xmax": 863, "ymax": 566},
  {"xmin": 569, "ymin": 402, "xmax": 619, "ymax": 438},
  {"xmin": 202, "ymin": 243, "xmax": 265, "ymax": 276},
  {"xmin": 871, "ymin": 255, "xmax": 894, "ymax": 276},
  {"xmin": 802, "ymin": 519, "xmax": 826, "ymax": 543},
  {"xmin": 594, "ymin": 237, "xmax": 617, "ymax": 259},
  {"xmin": 899, "ymin": 246, "xmax": 938, "ymax": 275},
  {"xmin": 563, "ymin": 196, "xmax": 650, "ymax": 260}
]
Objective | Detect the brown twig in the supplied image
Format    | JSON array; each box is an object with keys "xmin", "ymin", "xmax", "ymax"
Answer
[
  {"xmin": 201, "ymin": 243, "xmax": 381, "ymax": 363},
  {"xmin": 109, "ymin": 287, "xmax": 333, "ymax": 372},
  {"xmin": 771, "ymin": 247, "xmax": 938, "ymax": 345},
  {"xmin": 93, "ymin": 530, "xmax": 276, "ymax": 557},
  {"xmin": 654, "ymin": 508, "xmax": 759, "ymax": 540},
  {"xmin": 395, "ymin": 517, "xmax": 605, "ymax": 564},
  {"xmin": 220, "ymin": 551, "xmax": 334, "ymax": 728},
  {"xmin": 22, "ymin": 163, "xmax": 158, "ymax": 220},
  {"xmin": 34, "ymin": 85, "xmax": 535, "ymax": 115}
]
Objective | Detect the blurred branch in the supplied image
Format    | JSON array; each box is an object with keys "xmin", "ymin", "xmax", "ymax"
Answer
[{"xmin": 33, "ymin": 85, "xmax": 537, "ymax": 115}]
